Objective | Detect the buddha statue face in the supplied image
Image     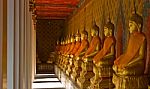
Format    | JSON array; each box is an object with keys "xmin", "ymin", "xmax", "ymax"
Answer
[
  {"xmin": 129, "ymin": 21, "xmax": 138, "ymax": 33},
  {"xmin": 104, "ymin": 27, "xmax": 109, "ymax": 37},
  {"xmin": 71, "ymin": 35, "xmax": 75, "ymax": 43},
  {"xmin": 75, "ymin": 33, "xmax": 81, "ymax": 42},
  {"xmin": 65, "ymin": 39, "xmax": 68, "ymax": 44},
  {"xmin": 91, "ymin": 23, "xmax": 99, "ymax": 37},
  {"xmin": 129, "ymin": 13, "xmax": 143, "ymax": 33},
  {"xmin": 75, "ymin": 36, "xmax": 81, "ymax": 41},
  {"xmin": 81, "ymin": 30, "xmax": 88, "ymax": 40},
  {"xmin": 91, "ymin": 28, "xmax": 98, "ymax": 37},
  {"xmin": 104, "ymin": 20, "xmax": 114, "ymax": 37},
  {"xmin": 104, "ymin": 27, "xmax": 113, "ymax": 37},
  {"xmin": 68, "ymin": 37, "xmax": 71, "ymax": 43}
]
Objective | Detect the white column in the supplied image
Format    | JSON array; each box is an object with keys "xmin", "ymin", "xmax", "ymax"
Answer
[
  {"xmin": 7, "ymin": 0, "xmax": 15, "ymax": 88},
  {"xmin": 19, "ymin": 0, "xmax": 25, "ymax": 88},
  {"xmin": 0, "ymin": 0, "xmax": 3, "ymax": 88},
  {"xmin": 7, "ymin": 0, "xmax": 21, "ymax": 88},
  {"xmin": 14, "ymin": 0, "xmax": 20, "ymax": 88},
  {"xmin": 7, "ymin": 0, "xmax": 33, "ymax": 88},
  {"xmin": 24, "ymin": 0, "xmax": 33, "ymax": 88},
  {"xmin": 32, "ymin": 19, "xmax": 36, "ymax": 81}
]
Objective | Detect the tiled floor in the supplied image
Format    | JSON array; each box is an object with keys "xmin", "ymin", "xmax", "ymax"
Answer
[{"xmin": 32, "ymin": 74, "xmax": 65, "ymax": 89}]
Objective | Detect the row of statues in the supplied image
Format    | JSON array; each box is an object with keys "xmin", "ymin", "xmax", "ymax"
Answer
[{"xmin": 55, "ymin": 12, "xmax": 149, "ymax": 89}]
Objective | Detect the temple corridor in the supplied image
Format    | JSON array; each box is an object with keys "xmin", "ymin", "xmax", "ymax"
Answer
[
  {"xmin": 32, "ymin": 74, "xmax": 65, "ymax": 89},
  {"xmin": 1, "ymin": 0, "xmax": 150, "ymax": 89}
]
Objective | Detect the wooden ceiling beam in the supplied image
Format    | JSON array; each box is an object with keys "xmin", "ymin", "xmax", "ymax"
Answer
[
  {"xmin": 37, "ymin": 16, "xmax": 66, "ymax": 20},
  {"xmin": 35, "ymin": 9, "xmax": 73, "ymax": 12}
]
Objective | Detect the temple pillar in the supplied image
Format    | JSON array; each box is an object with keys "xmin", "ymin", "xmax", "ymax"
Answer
[{"xmin": 0, "ymin": 0, "xmax": 3, "ymax": 88}]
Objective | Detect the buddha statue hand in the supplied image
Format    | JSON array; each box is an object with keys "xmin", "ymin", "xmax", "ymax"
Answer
[
  {"xmin": 93, "ymin": 58, "xmax": 99, "ymax": 64},
  {"xmin": 70, "ymin": 54, "xmax": 74, "ymax": 58}
]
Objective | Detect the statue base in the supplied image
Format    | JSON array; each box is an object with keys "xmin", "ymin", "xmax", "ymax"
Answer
[
  {"xmin": 77, "ymin": 59, "xmax": 94, "ymax": 89},
  {"xmin": 63, "ymin": 56, "xmax": 69, "ymax": 72},
  {"xmin": 66, "ymin": 57, "xmax": 74, "ymax": 76},
  {"xmin": 89, "ymin": 65, "xmax": 114, "ymax": 89},
  {"xmin": 113, "ymin": 74, "xmax": 148, "ymax": 89},
  {"xmin": 71, "ymin": 58, "xmax": 82, "ymax": 81}
]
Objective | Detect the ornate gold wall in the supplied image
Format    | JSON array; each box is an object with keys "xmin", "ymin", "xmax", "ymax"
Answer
[
  {"xmin": 65, "ymin": 0, "xmax": 150, "ymax": 73},
  {"xmin": 36, "ymin": 19, "xmax": 65, "ymax": 62}
]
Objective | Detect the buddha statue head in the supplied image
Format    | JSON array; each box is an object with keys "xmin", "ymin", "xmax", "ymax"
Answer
[
  {"xmin": 68, "ymin": 35, "xmax": 71, "ymax": 44},
  {"xmin": 60, "ymin": 39, "xmax": 63, "ymax": 45},
  {"xmin": 81, "ymin": 29, "xmax": 88, "ymax": 40},
  {"xmin": 71, "ymin": 33, "xmax": 75, "ymax": 43},
  {"xmin": 104, "ymin": 19, "xmax": 115, "ymax": 37},
  {"xmin": 91, "ymin": 21, "xmax": 99, "ymax": 37},
  {"xmin": 65, "ymin": 37, "xmax": 68, "ymax": 45},
  {"xmin": 129, "ymin": 13, "xmax": 143, "ymax": 33},
  {"xmin": 62, "ymin": 39, "xmax": 65, "ymax": 45},
  {"xmin": 56, "ymin": 39, "xmax": 60, "ymax": 45},
  {"xmin": 75, "ymin": 30, "xmax": 81, "ymax": 41}
]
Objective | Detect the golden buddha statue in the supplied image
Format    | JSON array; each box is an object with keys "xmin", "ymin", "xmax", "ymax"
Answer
[
  {"xmin": 59, "ymin": 39, "xmax": 66, "ymax": 69},
  {"xmin": 69, "ymin": 31, "xmax": 81, "ymax": 76},
  {"xmin": 70, "ymin": 30, "xmax": 82, "ymax": 81},
  {"xmin": 62, "ymin": 37, "xmax": 69, "ymax": 71},
  {"xmin": 77, "ymin": 22, "xmax": 101, "ymax": 89},
  {"xmin": 89, "ymin": 19, "xmax": 116, "ymax": 89},
  {"xmin": 58, "ymin": 39, "xmax": 64, "ymax": 68},
  {"xmin": 113, "ymin": 12, "xmax": 148, "ymax": 89},
  {"xmin": 75, "ymin": 29, "xmax": 89, "ymax": 57},
  {"xmin": 63, "ymin": 35, "xmax": 72, "ymax": 71},
  {"xmin": 66, "ymin": 34, "xmax": 76, "ymax": 76}
]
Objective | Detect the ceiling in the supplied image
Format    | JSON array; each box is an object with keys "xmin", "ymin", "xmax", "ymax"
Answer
[{"xmin": 33, "ymin": 0, "xmax": 82, "ymax": 20}]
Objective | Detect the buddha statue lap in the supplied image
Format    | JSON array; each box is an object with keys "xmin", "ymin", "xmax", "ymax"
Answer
[
  {"xmin": 77, "ymin": 23, "xmax": 101, "ymax": 89},
  {"xmin": 89, "ymin": 19, "xmax": 116, "ymax": 89},
  {"xmin": 71, "ymin": 30, "xmax": 89, "ymax": 82},
  {"xmin": 113, "ymin": 13, "xmax": 148, "ymax": 89}
]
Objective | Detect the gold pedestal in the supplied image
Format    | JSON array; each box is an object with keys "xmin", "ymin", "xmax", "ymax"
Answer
[
  {"xmin": 63, "ymin": 56, "xmax": 69, "ymax": 72},
  {"xmin": 60, "ymin": 55, "xmax": 65, "ymax": 70},
  {"xmin": 77, "ymin": 58, "xmax": 94, "ymax": 89},
  {"xmin": 89, "ymin": 56, "xmax": 115, "ymax": 89},
  {"xmin": 58, "ymin": 55, "xmax": 62, "ymax": 68},
  {"xmin": 66, "ymin": 57, "xmax": 74, "ymax": 76},
  {"xmin": 71, "ymin": 57, "xmax": 82, "ymax": 81},
  {"xmin": 113, "ymin": 74, "xmax": 148, "ymax": 89},
  {"xmin": 62, "ymin": 56, "xmax": 68, "ymax": 72}
]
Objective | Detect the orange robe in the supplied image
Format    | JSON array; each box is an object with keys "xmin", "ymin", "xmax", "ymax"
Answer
[
  {"xmin": 64, "ymin": 43, "xmax": 71, "ymax": 54},
  {"xmin": 93, "ymin": 36, "xmax": 115, "ymax": 64},
  {"xmin": 71, "ymin": 41, "xmax": 81, "ymax": 55},
  {"xmin": 67, "ymin": 42, "xmax": 75, "ymax": 55},
  {"xmin": 75, "ymin": 39, "xmax": 89, "ymax": 57},
  {"xmin": 115, "ymin": 32, "xmax": 145, "ymax": 68},
  {"xmin": 84, "ymin": 36, "xmax": 100, "ymax": 57}
]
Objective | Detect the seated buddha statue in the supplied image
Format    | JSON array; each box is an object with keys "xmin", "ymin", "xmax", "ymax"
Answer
[
  {"xmin": 70, "ymin": 30, "xmax": 81, "ymax": 56},
  {"xmin": 113, "ymin": 12, "xmax": 148, "ymax": 89},
  {"xmin": 63, "ymin": 36, "xmax": 72, "ymax": 71},
  {"xmin": 58, "ymin": 40, "xmax": 64, "ymax": 68},
  {"xmin": 69, "ymin": 30, "xmax": 81, "ymax": 75},
  {"xmin": 66, "ymin": 34, "xmax": 76, "ymax": 75},
  {"xmin": 89, "ymin": 19, "xmax": 116, "ymax": 89},
  {"xmin": 59, "ymin": 40, "xmax": 66, "ymax": 69},
  {"xmin": 75, "ymin": 29, "xmax": 89, "ymax": 57},
  {"xmin": 77, "ymin": 22, "xmax": 101, "ymax": 89},
  {"xmin": 61, "ymin": 38, "xmax": 69, "ymax": 71}
]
